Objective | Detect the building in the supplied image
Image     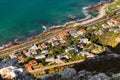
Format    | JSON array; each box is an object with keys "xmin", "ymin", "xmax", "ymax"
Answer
[
  {"xmin": 65, "ymin": 46, "xmax": 78, "ymax": 53},
  {"xmin": 69, "ymin": 30, "xmax": 79, "ymax": 38},
  {"xmin": 17, "ymin": 55, "xmax": 25, "ymax": 62},
  {"xmin": 41, "ymin": 50, "xmax": 49, "ymax": 55},
  {"xmin": 107, "ymin": 20, "xmax": 114, "ymax": 26},
  {"xmin": 79, "ymin": 38, "xmax": 89, "ymax": 44},
  {"xmin": 35, "ymin": 55, "xmax": 46, "ymax": 60},
  {"xmin": 38, "ymin": 43, "xmax": 48, "ymax": 50},
  {"xmin": 25, "ymin": 64, "xmax": 33, "ymax": 72},
  {"xmin": 77, "ymin": 29, "xmax": 86, "ymax": 35},
  {"xmin": 58, "ymin": 30, "xmax": 69, "ymax": 39}
]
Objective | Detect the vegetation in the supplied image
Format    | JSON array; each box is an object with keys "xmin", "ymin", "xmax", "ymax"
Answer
[
  {"xmin": 108, "ymin": 0, "xmax": 120, "ymax": 11},
  {"xmin": 98, "ymin": 32, "xmax": 120, "ymax": 47}
]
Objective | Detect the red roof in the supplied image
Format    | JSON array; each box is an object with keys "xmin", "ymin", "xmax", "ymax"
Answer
[
  {"xmin": 25, "ymin": 64, "xmax": 33, "ymax": 72},
  {"xmin": 38, "ymin": 45, "xmax": 43, "ymax": 50},
  {"xmin": 77, "ymin": 29, "xmax": 86, "ymax": 34},
  {"xmin": 29, "ymin": 60, "xmax": 38, "ymax": 66},
  {"xmin": 38, "ymin": 43, "xmax": 47, "ymax": 50},
  {"xmin": 61, "ymin": 43, "xmax": 66, "ymax": 47},
  {"xmin": 111, "ymin": 18, "xmax": 117, "ymax": 21},
  {"xmin": 41, "ymin": 43, "xmax": 47, "ymax": 48},
  {"xmin": 58, "ymin": 31, "xmax": 69, "ymax": 38},
  {"xmin": 22, "ymin": 50, "xmax": 28, "ymax": 54}
]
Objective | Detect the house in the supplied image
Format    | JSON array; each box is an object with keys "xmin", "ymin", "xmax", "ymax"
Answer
[
  {"xmin": 29, "ymin": 49, "xmax": 37, "ymax": 55},
  {"xmin": 114, "ymin": 29, "xmax": 120, "ymax": 33},
  {"xmin": 45, "ymin": 57, "xmax": 55, "ymax": 63},
  {"xmin": 29, "ymin": 45, "xmax": 38, "ymax": 55},
  {"xmin": 51, "ymin": 41, "xmax": 60, "ymax": 46},
  {"xmin": 69, "ymin": 30, "xmax": 79, "ymax": 38},
  {"xmin": 45, "ymin": 57, "xmax": 64, "ymax": 64},
  {"xmin": 60, "ymin": 40, "xmax": 66, "ymax": 44},
  {"xmin": 29, "ymin": 60, "xmax": 38, "ymax": 66},
  {"xmin": 116, "ymin": 21, "xmax": 120, "ymax": 26},
  {"xmin": 38, "ymin": 45, "xmax": 43, "ymax": 50},
  {"xmin": 77, "ymin": 44, "xmax": 84, "ymax": 50},
  {"xmin": 38, "ymin": 43, "xmax": 48, "ymax": 50},
  {"xmin": 25, "ymin": 60, "xmax": 38, "ymax": 72},
  {"xmin": 41, "ymin": 50, "xmax": 49, "ymax": 55},
  {"xmin": 58, "ymin": 30, "xmax": 69, "ymax": 39},
  {"xmin": 25, "ymin": 64, "xmax": 33, "ymax": 72},
  {"xmin": 9, "ymin": 53, "xmax": 17, "ymax": 59},
  {"xmin": 22, "ymin": 50, "xmax": 28, "ymax": 54},
  {"xmin": 57, "ymin": 55, "xmax": 69, "ymax": 59},
  {"xmin": 79, "ymin": 38, "xmax": 89, "ymax": 44},
  {"xmin": 79, "ymin": 51, "xmax": 90, "ymax": 57},
  {"xmin": 102, "ymin": 24, "xmax": 110, "ymax": 28},
  {"xmin": 77, "ymin": 29, "xmax": 86, "ymax": 35},
  {"xmin": 65, "ymin": 46, "xmax": 78, "ymax": 53},
  {"xmin": 35, "ymin": 55, "xmax": 46, "ymax": 60},
  {"xmin": 80, "ymin": 51, "xmax": 94, "ymax": 58},
  {"xmin": 17, "ymin": 55, "xmax": 25, "ymax": 62},
  {"xmin": 93, "ymin": 30, "xmax": 103, "ymax": 35},
  {"xmin": 107, "ymin": 20, "xmax": 114, "ymax": 26},
  {"xmin": 22, "ymin": 50, "xmax": 31, "ymax": 57},
  {"xmin": 30, "ymin": 44, "xmax": 38, "ymax": 50},
  {"xmin": 47, "ymin": 38, "xmax": 54, "ymax": 43},
  {"xmin": 54, "ymin": 36, "xmax": 62, "ymax": 41},
  {"xmin": 61, "ymin": 43, "xmax": 66, "ymax": 47}
]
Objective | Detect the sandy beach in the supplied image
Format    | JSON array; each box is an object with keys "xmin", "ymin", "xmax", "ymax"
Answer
[{"xmin": 0, "ymin": 0, "xmax": 118, "ymax": 56}]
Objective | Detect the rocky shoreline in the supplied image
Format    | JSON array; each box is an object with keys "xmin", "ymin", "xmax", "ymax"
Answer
[{"xmin": 0, "ymin": 0, "xmax": 117, "ymax": 54}]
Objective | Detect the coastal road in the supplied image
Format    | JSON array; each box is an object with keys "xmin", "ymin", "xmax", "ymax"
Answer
[{"xmin": 30, "ymin": 59, "xmax": 85, "ymax": 74}]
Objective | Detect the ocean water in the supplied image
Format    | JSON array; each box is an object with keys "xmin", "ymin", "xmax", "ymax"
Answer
[{"xmin": 0, "ymin": 0, "xmax": 109, "ymax": 45}]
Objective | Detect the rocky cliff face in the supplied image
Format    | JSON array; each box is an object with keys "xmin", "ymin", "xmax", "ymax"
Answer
[{"xmin": 38, "ymin": 68, "xmax": 120, "ymax": 80}]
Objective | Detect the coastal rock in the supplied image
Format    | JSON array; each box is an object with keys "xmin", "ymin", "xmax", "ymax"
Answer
[
  {"xmin": 112, "ymin": 73, "xmax": 120, "ymax": 78},
  {"xmin": 60, "ymin": 68, "xmax": 76, "ymax": 79},
  {"xmin": 88, "ymin": 73, "xmax": 110, "ymax": 80},
  {"xmin": 78, "ymin": 70, "xmax": 92, "ymax": 77}
]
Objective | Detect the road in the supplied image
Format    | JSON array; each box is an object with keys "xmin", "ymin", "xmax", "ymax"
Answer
[
  {"xmin": 30, "ymin": 59, "xmax": 85, "ymax": 74},
  {"xmin": 30, "ymin": 54, "xmax": 120, "ymax": 74}
]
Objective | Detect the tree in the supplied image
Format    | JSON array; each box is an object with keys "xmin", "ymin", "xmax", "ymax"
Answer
[{"xmin": 73, "ymin": 39, "xmax": 78, "ymax": 46}]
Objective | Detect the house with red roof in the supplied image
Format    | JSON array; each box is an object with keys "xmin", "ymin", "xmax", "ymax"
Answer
[
  {"xmin": 25, "ymin": 64, "xmax": 33, "ymax": 72},
  {"xmin": 58, "ymin": 30, "xmax": 69, "ymax": 39},
  {"xmin": 77, "ymin": 29, "xmax": 86, "ymax": 35},
  {"xmin": 38, "ymin": 43, "xmax": 48, "ymax": 50}
]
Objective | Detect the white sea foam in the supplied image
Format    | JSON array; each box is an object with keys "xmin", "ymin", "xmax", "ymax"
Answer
[{"xmin": 42, "ymin": 25, "xmax": 47, "ymax": 30}]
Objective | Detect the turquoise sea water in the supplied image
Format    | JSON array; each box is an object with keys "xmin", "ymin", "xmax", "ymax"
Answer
[{"xmin": 0, "ymin": 0, "xmax": 109, "ymax": 45}]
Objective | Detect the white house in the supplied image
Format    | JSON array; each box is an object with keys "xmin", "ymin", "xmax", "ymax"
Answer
[
  {"xmin": 35, "ymin": 55, "xmax": 46, "ymax": 60},
  {"xmin": 45, "ymin": 57, "xmax": 55, "ymax": 63},
  {"xmin": 52, "ymin": 41, "xmax": 60, "ymax": 46},
  {"xmin": 65, "ymin": 46, "xmax": 78, "ymax": 53},
  {"xmin": 79, "ymin": 38, "xmax": 89, "ymax": 44},
  {"xmin": 69, "ymin": 30, "xmax": 79, "ymax": 38},
  {"xmin": 41, "ymin": 50, "xmax": 49, "ymax": 55},
  {"xmin": 30, "ymin": 44, "xmax": 38, "ymax": 50},
  {"xmin": 80, "ymin": 51, "xmax": 90, "ymax": 57}
]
